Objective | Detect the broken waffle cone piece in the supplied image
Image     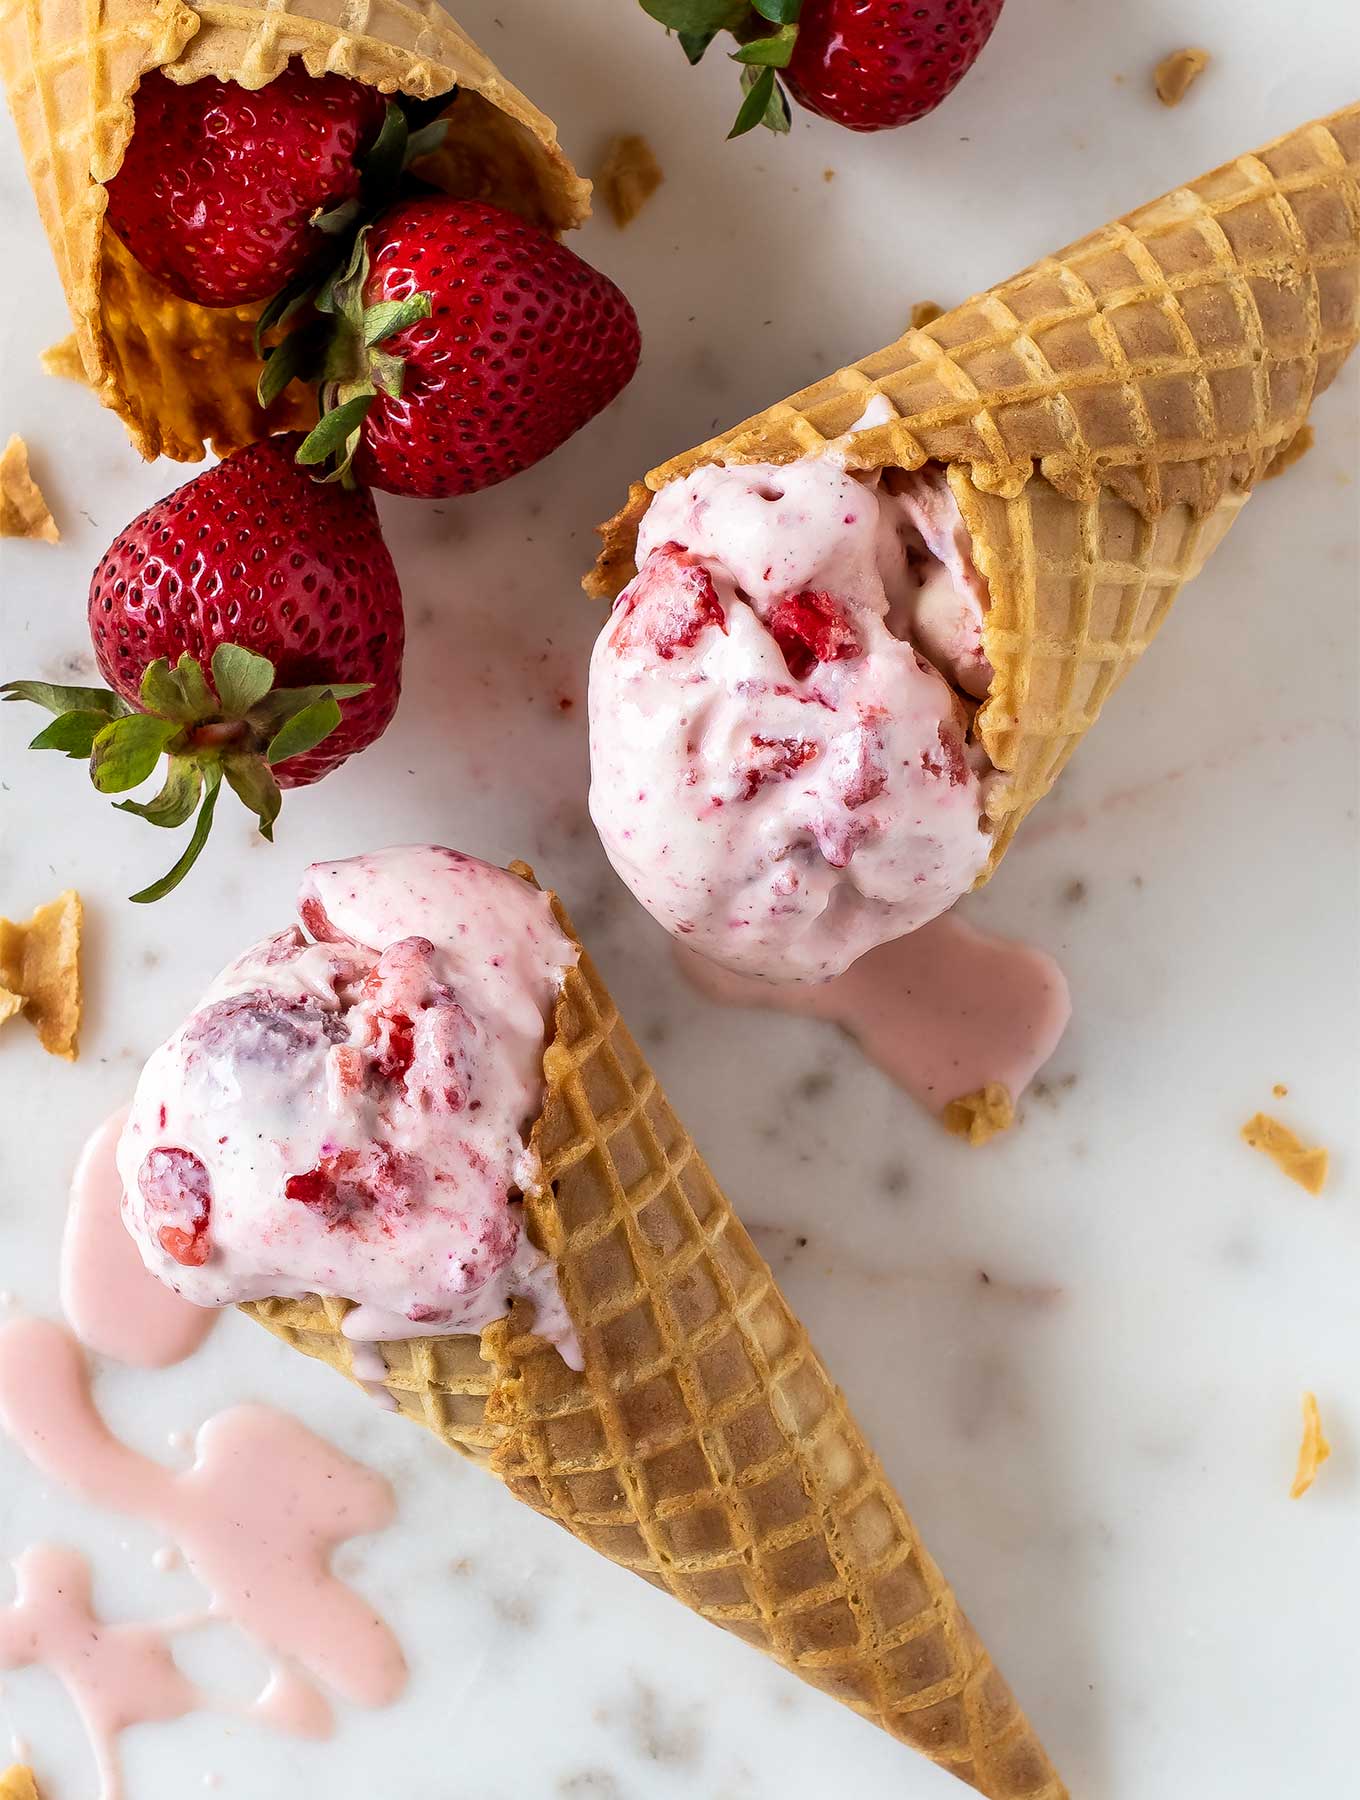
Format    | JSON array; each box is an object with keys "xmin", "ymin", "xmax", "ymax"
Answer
[
  {"xmin": 244, "ymin": 872, "xmax": 1066, "ymax": 1797},
  {"xmin": 588, "ymin": 107, "xmax": 1360, "ymax": 874},
  {"xmin": 0, "ymin": 435, "xmax": 58, "ymax": 541},
  {"xmin": 0, "ymin": 889, "xmax": 82, "ymax": 1059},
  {"xmin": 0, "ymin": 1767, "xmax": 39, "ymax": 1800},
  {"xmin": 0, "ymin": 0, "xmax": 590, "ymax": 462}
]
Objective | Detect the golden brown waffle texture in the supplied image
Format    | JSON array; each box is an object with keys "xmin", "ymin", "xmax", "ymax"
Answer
[
  {"xmin": 588, "ymin": 105, "xmax": 1360, "ymax": 867},
  {"xmin": 245, "ymin": 878, "xmax": 1067, "ymax": 1798},
  {"xmin": 0, "ymin": 0, "xmax": 591, "ymax": 460}
]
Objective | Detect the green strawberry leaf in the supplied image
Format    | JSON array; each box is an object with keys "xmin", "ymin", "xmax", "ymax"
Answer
[
  {"xmin": 312, "ymin": 197, "xmax": 363, "ymax": 239},
  {"xmin": 252, "ymin": 268, "xmax": 321, "ymax": 358},
  {"xmin": 732, "ymin": 22, "xmax": 797, "ymax": 64},
  {"xmin": 751, "ymin": 0, "xmax": 802, "ymax": 21},
  {"xmin": 678, "ymin": 28, "xmax": 717, "ymax": 61},
  {"xmin": 248, "ymin": 680, "xmax": 371, "ymax": 734},
  {"xmin": 367, "ymin": 350, "xmax": 406, "ymax": 401},
  {"xmin": 404, "ymin": 117, "xmax": 450, "ymax": 163},
  {"xmin": 258, "ymin": 325, "xmax": 323, "ymax": 409},
  {"xmin": 730, "ymin": 64, "xmax": 779, "ymax": 136},
  {"xmin": 139, "ymin": 654, "xmax": 215, "ymax": 724},
  {"xmin": 89, "ymin": 713, "xmax": 183, "ymax": 793},
  {"xmin": 295, "ymin": 393, "xmax": 375, "ymax": 481},
  {"xmin": 211, "ymin": 645, "xmax": 276, "ymax": 719},
  {"xmin": 28, "ymin": 711, "xmax": 110, "ymax": 757},
  {"xmin": 129, "ymin": 764, "xmax": 223, "ymax": 904},
  {"xmin": 641, "ymin": 0, "xmax": 746, "ymax": 31},
  {"xmin": 266, "ymin": 693, "xmax": 343, "ymax": 766},
  {"xmin": 223, "ymin": 752, "xmax": 283, "ymax": 841},
  {"xmin": 359, "ymin": 102, "xmax": 410, "ymax": 200},
  {"xmin": 362, "ymin": 293, "xmax": 432, "ymax": 348},
  {"xmin": 1, "ymin": 679, "xmax": 129, "ymax": 719},
  {"xmin": 115, "ymin": 755, "xmax": 202, "ymax": 828}
]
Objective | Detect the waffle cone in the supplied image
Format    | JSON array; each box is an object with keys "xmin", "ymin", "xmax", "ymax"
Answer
[
  {"xmin": 244, "ymin": 872, "xmax": 1065, "ymax": 1797},
  {"xmin": 588, "ymin": 105, "xmax": 1360, "ymax": 869},
  {"xmin": 0, "ymin": 0, "xmax": 590, "ymax": 461}
]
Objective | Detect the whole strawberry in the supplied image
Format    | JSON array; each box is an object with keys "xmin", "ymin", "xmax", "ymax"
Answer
[
  {"xmin": 637, "ymin": 0, "xmax": 1004, "ymax": 136},
  {"xmin": 285, "ymin": 196, "xmax": 641, "ymax": 496},
  {"xmin": 785, "ymin": 0, "xmax": 1005, "ymax": 130},
  {"xmin": 105, "ymin": 63, "xmax": 388, "ymax": 307},
  {"xmin": 2, "ymin": 435, "xmax": 404, "ymax": 901}
]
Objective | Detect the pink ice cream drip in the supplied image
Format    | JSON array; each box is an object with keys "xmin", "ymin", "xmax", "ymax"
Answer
[
  {"xmin": 589, "ymin": 457, "xmax": 996, "ymax": 982},
  {"xmin": 118, "ymin": 847, "xmax": 580, "ymax": 1360}
]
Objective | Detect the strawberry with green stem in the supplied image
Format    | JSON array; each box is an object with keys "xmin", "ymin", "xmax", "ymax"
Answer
[
  {"xmin": 639, "ymin": 0, "xmax": 1005, "ymax": 136},
  {"xmin": 2, "ymin": 435, "xmax": 403, "ymax": 902},
  {"xmin": 265, "ymin": 195, "xmax": 641, "ymax": 497}
]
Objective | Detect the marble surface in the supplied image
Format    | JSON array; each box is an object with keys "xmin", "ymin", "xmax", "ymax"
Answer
[{"xmin": 1, "ymin": 1, "xmax": 1357, "ymax": 1794}]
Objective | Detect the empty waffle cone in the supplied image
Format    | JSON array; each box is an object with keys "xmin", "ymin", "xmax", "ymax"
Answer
[
  {"xmin": 588, "ymin": 105, "xmax": 1360, "ymax": 871},
  {"xmin": 0, "ymin": 0, "xmax": 590, "ymax": 461},
  {"xmin": 245, "ymin": 871, "xmax": 1066, "ymax": 1798}
]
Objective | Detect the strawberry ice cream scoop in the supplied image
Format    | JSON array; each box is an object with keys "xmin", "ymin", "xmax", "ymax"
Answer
[
  {"xmin": 117, "ymin": 847, "xmax": 580, "ymax": 1361},
  {"xmin": 588, "ymin": 459, "xmax": 995, "ymax": 982}
]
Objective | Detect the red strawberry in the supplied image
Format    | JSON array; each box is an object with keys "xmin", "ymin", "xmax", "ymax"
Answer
[
  {"xmin": 765, "ymin": 590, "xmax": 862, "ymax": 678},
  {"xmin": 105, "ymin": 63, "xmax": 388, "ymax": 307},
  {"xmin": 784, "ymin": 0, "xmax": 1005, "ymax": 131},
  {"xmin": 2, "ymin": 435, "xmax": 404, "ymax": 901},
  {"xmin": 290, "ymin": 196, "xmax": 641, "ymax": 496},
  {"xmin": 639, "ymin": 0, "xmax": 1003, "ymax": 137}
]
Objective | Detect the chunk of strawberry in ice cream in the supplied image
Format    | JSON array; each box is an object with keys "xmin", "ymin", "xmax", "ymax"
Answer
[
  {"xmin": 117, "ymin": 848, "xmax": 580, "ymax": 1357},
  {"xmin": 588, "ymin": 458, "xmax": 994, "ymax": 981}
]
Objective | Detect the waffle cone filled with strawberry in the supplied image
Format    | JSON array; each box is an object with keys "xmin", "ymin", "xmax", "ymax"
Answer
[
  {"xmin": 112, "ymin": 846, "xmax": 1066, "ymax": 1798},
  {"xmin": 588, "ymin": 106, "xmax": 1360, "ymax": 893},
  {"xmin": 0, "ymin": 0, "xmax": 591, "ymax": 460}
]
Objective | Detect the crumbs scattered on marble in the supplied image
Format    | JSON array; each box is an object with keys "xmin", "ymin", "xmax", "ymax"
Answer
[
  {"xmin": 1062, "ymin": 878, "xmax": 1088, "ymax": 905},
  {"xmin": 1030, "ymin": 1072, "xmax": 1078, "ymax": 1107},
  {"xmin": 975, "ymin": 1270, "xmax": 1064, "ymax": 1308},
  {"xmin": 489, "ymin": 1588, "xmax": 538, "ymax": 1629},
  {"xmin": 557, "ymin": 1773, "xmax": 624, "ymax": 1798},
  {"xmin": 879, "ymin": 1164, "xmax": 910, "ymax": 1197},
  {"xmin": 794, "ymin": 1068, "xmax": 834, "ymax": 1101},
  {"xmin": 596, "ymin": 1677, "xmax": 702, "ymax": 1767}
]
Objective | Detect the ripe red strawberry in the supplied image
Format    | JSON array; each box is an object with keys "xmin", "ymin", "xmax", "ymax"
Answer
[
  {"xmin": 105, "ymin": 63, "xmax": 388, "ymax": 307},
  {"xmin": 2, "ymin": 435, "xmax": 404, "ymax": 901},
  {"xmin": 638, "ymin": 0, "xmax": 1003, "ymax": 137},
  {"xmin": 290, "ymin": 196, "xmax": 641, "ymax": 496},
  {"xmin": 784, "ymin": 0, "xmax": 1005, "ymax": 131}
]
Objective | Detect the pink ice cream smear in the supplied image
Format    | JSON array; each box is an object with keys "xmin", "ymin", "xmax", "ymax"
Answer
[
  {"xmin": 589, "ymin": 456, "xmax": 995, "ymax": 981},
  {"xmin": 118, "ymin": 847, "xmax": 580, "ymax": 1363}
]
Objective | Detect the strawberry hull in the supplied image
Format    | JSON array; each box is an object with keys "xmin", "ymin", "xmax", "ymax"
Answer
[
  {"xmin": 88, "ymin": 436, "xmax": 404, "ymax": 787},
  {"xmin": 0, "ymin": 0, "xmax": 592, "ymax": 460}
]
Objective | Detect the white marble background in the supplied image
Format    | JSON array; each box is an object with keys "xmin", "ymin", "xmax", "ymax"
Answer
[{"xmin": 1, "ymin": 0, "xmax": 1357, "ymax": 1794}]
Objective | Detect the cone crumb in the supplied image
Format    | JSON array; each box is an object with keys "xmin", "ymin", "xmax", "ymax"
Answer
[
  {"xmin": 39, "ymin": 332, "xmax": 89, "ymax": 385},
  {"xmin": 0, "ymin": 1766, "xmax": 40, "ymax": 1800},
  {"xmin": 1290, "ymin": 1392, "xmax": 1331, "ymax": 1498},
  {"xmin": 1263, "ymin": 423, "xmax": 1314, "ymax": 480},
  {"xmin": 910, "ymin": 301, "xmax": 944, "ymax": 329},
  {"xmin": 942, "ymin": 1084, "xmax": 1015, "ymax": 1145},
  {"xmin": 1154, "ymin": 48, "xmax": 1210, "ymax": 106},
  {"xmin": 0, "ymin": 889, "xmax": 83, "ymax": 1060},
  {"xmin": 595, "ymin": 134, "xmax": 664, "ymax": 228},
  {"xmin": 1241, "ymin": 1113, "xmax": 1328, "ymax": 1195},
  {"xmin": 1273, "ymin": 1083, "xmax": 1289, "ymax": 1098},
  {"xmin": 823, "ymin": 167, "xmax": 836, "ymax": 182},
  {"xmin": 0, "ymin": 435, "xmax": 59, "ymax": 542}
]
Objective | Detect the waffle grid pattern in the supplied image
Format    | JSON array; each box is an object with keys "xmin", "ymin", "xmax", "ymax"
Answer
[
  {"xmin": 244, "ymin": 883, "xmax": 1066, "ymax": 1798},
  {"xmin": 587, "ymin": 105, "xmax": 1359, "ymax": 877},
  {"xmin": 955, "ymin": 470, "xmax": 1246, "ymax": 865},
  {"xmin": 0, "ymin": 0, "xmax": 590, "ymax": 459},
  {"xmin": 641, "ymin": 105, "xmax": 1360, "ymax": 519}
]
